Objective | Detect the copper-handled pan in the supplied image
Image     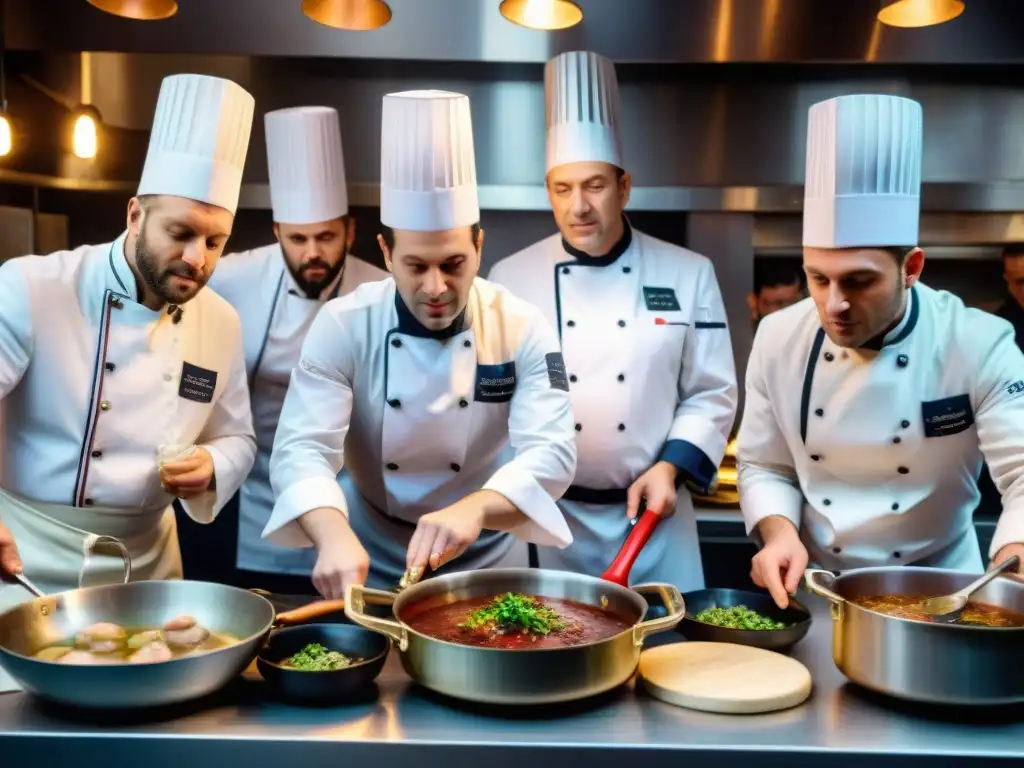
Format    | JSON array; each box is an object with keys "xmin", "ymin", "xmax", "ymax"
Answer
[
  {"xmin": 345, "ymin": 509, "xmax": 686, "ymax": 705},
  {"xmin": 0, "ymin": 574, "xmax": 349, "ymax": 709}
]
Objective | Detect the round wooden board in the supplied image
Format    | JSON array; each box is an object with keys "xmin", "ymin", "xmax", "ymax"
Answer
[{"xmin": 638, "ymin": 641, "xmax": 813, "ymax": 714}]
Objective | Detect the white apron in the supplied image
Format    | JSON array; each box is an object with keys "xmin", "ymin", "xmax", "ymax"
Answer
[{"xmin": 0, "ymin": 488, "xmax": 180, "ymax": 692}]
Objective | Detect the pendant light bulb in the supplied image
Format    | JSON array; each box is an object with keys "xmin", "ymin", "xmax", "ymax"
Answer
[
  {"xmin": 302, "ymin": 0, "xmax": 393, "ymax": 30},
  {"xmin": 71, "ymin": 107, "xmax": 101, "ymax": 160},
  {"xmin": 0, "ymin": 114, "xmax": 11, "ymax": 158},
  {"xmin": 499, "ymin": 0, "xmax": 583, "ymax": 30},
  {"xmin": 877, "ymin": 0, "xmax": 964, "ymax": 28},
  {"xmin": 86, "ymin": 0, "xmax": 178, "ymax": 20}
]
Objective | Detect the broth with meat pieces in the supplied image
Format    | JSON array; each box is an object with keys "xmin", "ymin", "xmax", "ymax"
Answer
[
  {"xmin": 33, "ymin": 615, "xmax": 234, "ymax": 664},
  {"xmin": 854, "ymin": 595, "xmax": 1024, "ymax": 627},
  {"xmin": 402, "ymin": 592, "xmax": 632, "ymax": 649}
]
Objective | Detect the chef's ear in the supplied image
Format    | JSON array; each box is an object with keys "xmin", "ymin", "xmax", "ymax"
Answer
[
  {"xmin": 475, "ymin": 227, "xmax": 485, "ymax": 254},
  {"xmin": 126, "ymin": 197, "xmax": 145, "ymax": 236},
  {"xmin": 345, "ymin": 217, "xmax": 357, "ymax": 252},
  {"xmin": 271, "ymin": 223, "xmax": 281, "ymax": 243},
  {"xmin": 377, "ymin": 233, "xmax": 393, "ymax": 272},
  {"xmin": 617, "ymin": 167, "xmax": 632, "ymax": 207},
  {"xmin": 904, "ymin": 247, "xmax": 926, "ymax": 287}
]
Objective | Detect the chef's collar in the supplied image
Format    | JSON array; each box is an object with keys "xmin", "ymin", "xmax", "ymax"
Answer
[
  {"xmin": 561, "ymin": 215, "xmax": 632, "ymax": 267},
  {"xmin": 394, "ymin": 291, "xmax": 467, "ymax": 340},
  {"xmin": 283, "ymin": 246, "xmax": 347, "ymax": 302},
  {"xmin": 860, "ymin": 285, "xmax": 919, "ymax": 351}
]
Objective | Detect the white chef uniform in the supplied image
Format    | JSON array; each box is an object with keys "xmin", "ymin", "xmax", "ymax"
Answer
[
  {"xmin": 489, "ymin": 51, "xmax": 738, "ymax": 590},
  {"xmin": 0, "ymin": 73, "xmax": 256, "ymax": 602},
  {"xmin": 738, "ymin": 93, "xmax": 1024, "ymax": 572},
  {"xmin": 208, "ymin": 106, "xmax": 388, "ymax": 576},
  {"xmin": 263, "ymin": 90, "xmax": 576, "ymax": 589}
]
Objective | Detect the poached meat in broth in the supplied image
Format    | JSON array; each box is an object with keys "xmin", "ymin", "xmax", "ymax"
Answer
[
  {"xmin": 403, "ymin": 592, "xmax": 632, "ymax": 649},
  {"xmin": 855, "ymin": 595, "xmax": 1024, "ymax": 627},
  {"xmin": 34, "ymin": 615, "xmax": 232, "ymax": 664}
]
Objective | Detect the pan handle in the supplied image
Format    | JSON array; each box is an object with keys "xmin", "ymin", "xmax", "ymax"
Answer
[
  {"xmin": 81, "ymin": 535, "xmax": 132, "ymax": 586},
  {"xmin": 804, "ymin": 568, "xmax": 846, "ymax": 621},
  {"xmin": 601, "ymin": 508, "xmax": 661, "ymax": 587},
  {"xmin": 274, "ymin": 598, "xmax": 349, "ymax": 628},
  {"xmin": 631, "ymin": 583, "xmax": 686, "ymax": 646},
  {"xmin": 345, "ymin": 584, "xmax": 408, "ymax": 652}
]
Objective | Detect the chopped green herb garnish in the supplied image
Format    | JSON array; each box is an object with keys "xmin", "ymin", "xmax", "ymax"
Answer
[
  {"xmin": 460, "ymin": 593, "xmax": 568, "ymax": 635},
  {"xmin": 694, "ymin": 605, "xmax": 788, "ymax": 631},
  {"xmin": 285, "ymin": 642, "xmax": 352, "ymax": 671}
]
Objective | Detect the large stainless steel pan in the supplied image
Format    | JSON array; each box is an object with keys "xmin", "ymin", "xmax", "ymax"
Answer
[
  {"xmin": 0, "ymin": 579, "xmax": 346, "ymax": 709},
  {"xmin": 344, "ymin": 509, "xmax": 685, "ymax": 705},
  {"xmin": 805, "ymin": 566, "xmax": 1024, "ymax": 705}
]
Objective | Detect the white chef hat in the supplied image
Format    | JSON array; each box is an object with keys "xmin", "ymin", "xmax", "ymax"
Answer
[
  {"xmin": 265, "ymin": 106, "xmax": 348, "ymax": 225},
  {"xmin": 803, "ymin": 94, "xmax": 923, "ymax": 249},
  {"xmin": 137, "ymin": 74, "xmax": 255, "ymax": 216},
  {"xmin": 379, "ymin": 90, "xmax": 479, "ymax": 232},
  {"xmin": 545, "ymin": 50, "xmax": 623, "ymax": 172}
]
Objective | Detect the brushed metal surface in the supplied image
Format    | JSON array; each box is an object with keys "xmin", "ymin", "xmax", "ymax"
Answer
[
  {"xmin": 0, "ymin": 581, "xmax": 275, "ymax": 709},
  {"xmin": 807, "ymin": 567, "xmax": 1024, "ymax": 705}
]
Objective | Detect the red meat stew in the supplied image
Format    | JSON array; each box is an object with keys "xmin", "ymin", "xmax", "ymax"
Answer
[{"xmin": 402, "ymin": 592, "xmax": 633, "ymax": 649}]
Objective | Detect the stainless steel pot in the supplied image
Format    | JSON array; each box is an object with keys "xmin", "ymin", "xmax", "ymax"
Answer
[
  {"xmin": 0, "ymin": 579, "xmax": 347, "ymax": 709},
  {"xmin": 805, "ymin": 566, "xmax": 1024, "ymax": 705},
  {"xmin": 345, "ymin": 567, "xmax": 685, "ymax": 705}
]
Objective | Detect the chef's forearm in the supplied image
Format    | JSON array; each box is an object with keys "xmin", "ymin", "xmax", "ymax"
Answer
[
  {"xmin": 756, "ymin": 514, "xmax": 801, "ymax": 547},
  {"xmin": 465, "ymin": 489, "xmax": 528, "ymax": 531},
  {"xmin": 298, "ymin": 506, "xmax": 353, "ymax": 550}
]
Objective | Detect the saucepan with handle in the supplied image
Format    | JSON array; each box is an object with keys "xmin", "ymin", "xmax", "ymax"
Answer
[
  {"xmin": 0, "ymin": 546, "xmax": 355, "ymax": 709},
  {"xmin": 345, "ymin": 508, "xmax": 686, "ymax": 705}
]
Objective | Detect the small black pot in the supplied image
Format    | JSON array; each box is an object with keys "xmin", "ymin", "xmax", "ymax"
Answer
[
  {"xmin": 257, "ymin": 623, "xmax": 389, "ymax": 705},
  {"xmin": 677, "ymin": 588, "xmax": 812, "ymax": 653}
]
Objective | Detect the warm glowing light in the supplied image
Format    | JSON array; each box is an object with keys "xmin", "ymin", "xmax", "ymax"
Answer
[
  {"xmin": 85, "ymin": 0, "xmax": 178, "ymax": 21},
  {"xmin": 0, "ymin": 115, "xmax": 11, "ymax": 158},
  {"xmin": 877, "ymin": 0, "xmax": 964, "ymax": 28},
  {"xmin": 302, "ymin": 0, "xmax": 392, "ymax": 30},
  {"xmin": 499, "ymin": 0, "xmax": 583, "ymax": 31},
  {"xmin": 73, "ymin": 113, "xmax": 98, "ymax": 159}
]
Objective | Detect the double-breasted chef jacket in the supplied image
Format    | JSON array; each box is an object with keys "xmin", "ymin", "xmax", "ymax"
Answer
[
  {"xmin": 488, "ymin": 221, "xmax": 738, "ymax": 590},
  {"xmin": 738, "ymin": 282, "xmax": 1024, "ymax": 572},
  {"xmin": 208, "ymin": 243, "xmax": 388, "ymax": 575},
  {"xmin": 263, "ymin": 276, "xmax": 577, "ymax": 588},
  {"xmin": 0, "ymin": 233, "xmax": 256, "ymax": 583}
]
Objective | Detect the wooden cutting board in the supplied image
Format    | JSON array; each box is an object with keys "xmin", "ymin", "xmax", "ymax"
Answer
[{"xmin": 638, "ymin": 642, "xmax": 813, "ymax": 714}]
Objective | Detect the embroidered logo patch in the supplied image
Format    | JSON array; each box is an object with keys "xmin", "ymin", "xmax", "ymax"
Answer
[
  {"xmin": 921, "ymin": 394, "xmax": 974, "ymax": 438},
  {"xmin": 643, "ymin": 286, "xmax": 681, "ymax": 312},
  {"xmin": 1006, "ymin": 380, "xmax": 1024, "ymax": 398},
  {"xmin": 545, "ymin": 352, "xmax": 570, "ymax": 392},
  {"xmin": 475, "ymin": 362, "xmax": 517, "ymax": 403},
  {"xmin": 179, "ymin": 362, "xmax": 218, "ymax": 404}
]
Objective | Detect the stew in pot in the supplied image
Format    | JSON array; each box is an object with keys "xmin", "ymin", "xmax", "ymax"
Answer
[
  {"xmin": 854, "ymin": 595, "xmax": 1024, "ymax": 627},
  {"xmin": 403, "ymin": 592, "xmax": 632, "ymax": 649}
]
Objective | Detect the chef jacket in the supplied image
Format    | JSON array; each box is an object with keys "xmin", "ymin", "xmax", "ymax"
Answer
[
  {"xmin": 0, "ymin": 234, "xmax": 256, "ymax": 545},
  {"xmin": 738, "ymin": 282, "xmax": 1024, "ymax": 572},
  {"xmin": 488, "ymin": 222, "xmax": 738, "ymax": 589},
  {"xmin": 263, "ymin": 276, "xmax": 576, "ymax": 588},
  {"xmin": 208, "ymin": 243, "xmax": 388, "ymax": 575}
]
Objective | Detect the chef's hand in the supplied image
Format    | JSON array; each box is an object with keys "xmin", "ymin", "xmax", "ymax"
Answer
[
  {"xmin": 0, "ymin": 520, "xmax": 22, "ymax": 576},
  {"xmin": 299, "ymin": 507, "xmax": 370, "ymax": 600},
  {"xmin": 406, "ymin": 495, "xmax": 486, "ymax": 580},
  {"xmin": 991, "ymin": 543, "xmax": 1024, "ymax": 574},
  {"xmin": 626, "ymin": 461, "xmax": 678, "ymax": 520},
  {"xmin": 160, "ymin": 448, "xmax": 215, "ymax": 499},
  {"xmin": 751, "ymin": 515, "xmax": 809, "ymax": 610}
]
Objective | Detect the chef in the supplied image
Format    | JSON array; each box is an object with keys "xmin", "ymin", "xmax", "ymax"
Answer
[
  {"xmin": 0, "ymin": 73, "xmax": 257, "ymax": 601},
  {"xmin": 488, "ymin": 51, "xmax": 738, "ymax": 590},
  {"xmin": 203, "ymin": 106, "xmax": 387, "ymax": 588},
  {"xmin": 263, "ymin": 89, "xmax": 576, "ymax": 598},
  {"xmin": 748, "ymin": 258, "xmax": 805, "ymax": 329},
  {"xmin": 739, "ymin": 93, "xmax": 1024, "ymax": 610}
]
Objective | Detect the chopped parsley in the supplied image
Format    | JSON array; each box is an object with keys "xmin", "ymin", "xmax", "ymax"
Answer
[
  {"xmin": 460, "ymin": 593, "xmax": 567, "ymax": 635},
  {"xmin": 694, "ymin": 605, "xmax": 788, "ymax": 631},
  {"xmin": 285, "ymin": 642, "xmax": 352, "ymax": 671}
]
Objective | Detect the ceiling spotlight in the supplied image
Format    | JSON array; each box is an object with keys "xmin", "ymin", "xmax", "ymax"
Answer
[
  {"xmin": 302, "ymin": 0, "xmax": 393, "ymax": 30},
  {"xmin": 85, "ymin": 0, "xmax": 178, "ymax": 20},
  {"xmin": 877, "ymin": 0, "xmax": 964, "ymax": 28},
  {"xmin": 500, "ymin": 0, "xmax": 583, "ymax": 31}
]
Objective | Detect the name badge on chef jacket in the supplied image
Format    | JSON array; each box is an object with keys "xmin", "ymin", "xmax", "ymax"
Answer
[
  {"xmin": 475, "ymin": 362, "xmax": 517, "ymax": 403},
  {"xmin": 921, "ymin": 394, "xmax": 974, "ymax": 438},
  {"xmin": 179, "ymin": 362, "xmax": 218, "ymax": 404},
  {"xmin": 643, "ymin": 286, "xmax": 681, "ymax": 312}
]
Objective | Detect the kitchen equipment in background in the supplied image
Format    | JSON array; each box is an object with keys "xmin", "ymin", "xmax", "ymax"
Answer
[
  {"xmin": 806, "ymin": 566, "xmax": 1024, "ymax": 704},
  {"xmin": 677, "ymin": 588, "xmax": 812, "ymax": 652},
  {"xmin": 0, "ymin": 206, "xmax": 68, "ymax": 264},
  {"xmin": 638, "ymin": 641, "xmax": 812, "ymax": 714},
  {"xmin": 691, "ymin": 437, "xmax": 738, "ymax": 507}
]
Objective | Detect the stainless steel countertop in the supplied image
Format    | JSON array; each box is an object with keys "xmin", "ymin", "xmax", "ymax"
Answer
[{"xmin": 1, "ymin": 592, "xmax": 1023, "ymax": 767}]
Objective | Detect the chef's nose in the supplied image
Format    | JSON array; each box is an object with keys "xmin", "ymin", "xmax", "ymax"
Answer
[
  {"xmin": 826, "ymin": 284, "xmax": 850, "ymax": 316},
  {"xmin": 422, "ymin": 267, "xmax": 446, "ymax": 298},
  {"xmin": 569, "ymin": 187, "xmax": 590, "ymax": 217},
  {"xmin": 182, "ymin": 242, "xmax": 207, "ymax": 271}
]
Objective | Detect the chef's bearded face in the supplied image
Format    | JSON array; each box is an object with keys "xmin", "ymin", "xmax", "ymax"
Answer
[
  {"xmin": 803, "ymin": 246, "xmax": 925, "ymax": 348},
  {"xmin": 127, "ymin": 195, "xmax": 233, "ymax": 307},
  {"xmin": 547, "ymin": 162, "xmax": 631, "ymax": 255},
  {"xmin": 378, "ymin": 224, "xmax": 483, "ymax": 331},
  {"xmin": 274, "ymin": 217, "xmax": 355, "ymax": 298}
]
